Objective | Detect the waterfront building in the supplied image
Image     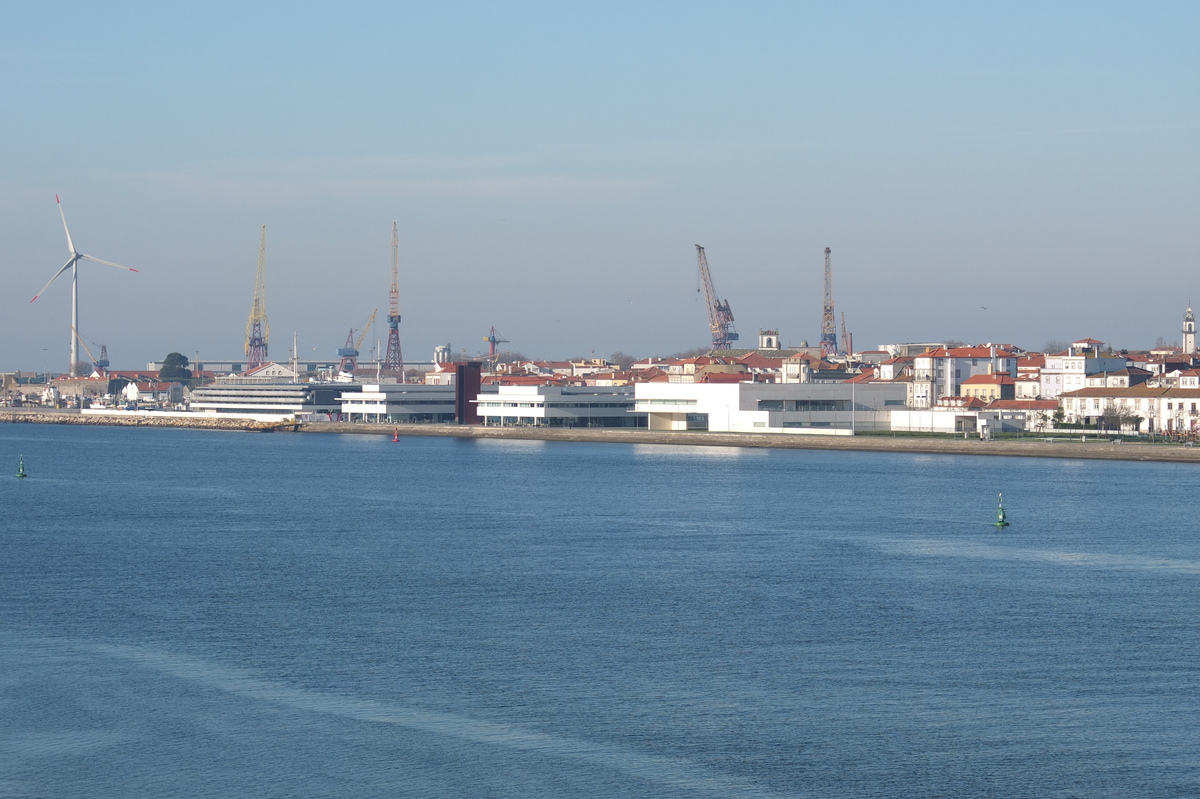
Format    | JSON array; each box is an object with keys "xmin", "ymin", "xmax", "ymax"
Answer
[
  {"xmin": 889, "ymin": 396, "xmax": 991, "ymax": 436},
  {"xmin": 634, "ymin": 381, "xmax": 906, "ymax": 433},
  {"xmin": 476, "ymin": 385, "xmax": 642, "ymax": 427},
  {"xmin": 188, "ymin": 378, "xmax": 358, "ymax": 418},
  {"xmin": 337, "ymin": 383, "xmax": 494, "ymax": 423}
]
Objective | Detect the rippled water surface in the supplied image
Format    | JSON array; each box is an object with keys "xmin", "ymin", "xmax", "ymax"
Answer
[{"xmin": 1, "ymin": 425, "xmax": 1197, "ymax": 798}]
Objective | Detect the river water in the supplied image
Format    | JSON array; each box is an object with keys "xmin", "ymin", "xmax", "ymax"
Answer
[{"xmin": 1, "ymin": 425, "xmax": 1197, "ymax": 798}]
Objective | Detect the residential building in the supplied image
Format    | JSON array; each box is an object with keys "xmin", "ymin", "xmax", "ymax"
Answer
[
  {"xmin": 910, "ymin": 346, "xmax": 1017, "ymax": 408},
  {"xmin": 961, "ymin": 373, "xmax": 1015, "ymax": 403}
]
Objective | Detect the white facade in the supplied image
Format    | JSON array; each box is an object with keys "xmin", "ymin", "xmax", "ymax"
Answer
[
  {"xmin": 910, "ymin": 347, "xmax": 1017, "ymax": 408},
  {"xmin": 1040, "ymin": 353, "xmax": 1065, "ymax": 399},
  {"xmin": 1184, "ymin": 306, "xmax": 1196, "ymax": 355},
  {"xmin": 188, "ymin": 379, "xmax": 355, "ymax": 417},
  {"xmin": 476, "ymin": 385, "xmax": 640, "ymax": 427},
  {"xmin": 634, "ymin": 381, "xmax": 907, "ymax": 434},
  {"xmin": 338, "ymin": 383, "xmax": 463, "ymax": 423}
]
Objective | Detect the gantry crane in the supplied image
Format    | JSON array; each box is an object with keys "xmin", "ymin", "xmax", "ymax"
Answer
[
  {"xmin": 245, "ymin": 226, "xmax": 270, "ymax": 370},
  {"xmin": 337, "ymin": 309, "xmax": 378, "ymax": 374},
  {"xmin": 695, "ymin": 245, "xmax": 739, "ymax": 350},
  {"xmin": 821, "ymin": 247, "xmax": 838, "ymax": 358},
  {"xmin": 383, "ymin": 221, "xmax": 404, "ymax": 375}
]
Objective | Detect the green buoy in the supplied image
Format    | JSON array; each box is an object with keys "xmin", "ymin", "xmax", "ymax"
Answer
[
  {"xmin": 16, "ymin": 454, "xmax": 26, "ymax": 479},
  {"xmin": 993, "ymin": 492, "xmax": 1008, "ymax": 527}
]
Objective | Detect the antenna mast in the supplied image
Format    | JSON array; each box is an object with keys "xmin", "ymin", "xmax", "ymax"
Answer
[
  {"xmin": 695, "ymin": 245, "xmax": 739, "ymax": 350},
  {"xmin": 383, "ymin": 221, "xmax": 404, "ymax": 377},
  {"xmin": 821, "ymin": 247, "xmax": 837, "ymax": 358},
  {"xmin": 245, "ymin": 225, "xmax": 270, "ymax": 370}
]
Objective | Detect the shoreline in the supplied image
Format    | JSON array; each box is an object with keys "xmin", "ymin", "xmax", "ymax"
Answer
[{"xmin": 4, "ymin": 409, "xmax": 1199, "ymax": 463}]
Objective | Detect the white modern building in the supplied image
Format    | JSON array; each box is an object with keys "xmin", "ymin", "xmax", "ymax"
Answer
[
  {"xmin": 188, "ymin": 379, "xmax": 358, "ymax": 418},
  {"xmin": 338, "ymin": 383, "xmax": 473, "ymax": 423},
  {"xmin": 476, "ymin": 385, "xmax": 642, "ymax": 427},
  {"xmin": 634, "ymin": 381, "xmax": 907, "ymax": 434}
]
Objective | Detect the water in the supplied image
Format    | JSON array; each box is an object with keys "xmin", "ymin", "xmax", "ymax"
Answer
[{"xmin": 1, "ymin": 425, "xmax": 1197, "ymax": 798}]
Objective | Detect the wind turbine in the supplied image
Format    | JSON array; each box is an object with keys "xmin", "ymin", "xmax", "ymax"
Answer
[{"xmin": 30, "ymin": 195, "xmax": 139, "ymax": 376}]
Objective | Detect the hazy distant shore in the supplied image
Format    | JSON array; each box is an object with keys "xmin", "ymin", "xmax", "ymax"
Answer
[{"xmin": 5, "ymin": 409, "xmax": 1198, "ymax": 463}]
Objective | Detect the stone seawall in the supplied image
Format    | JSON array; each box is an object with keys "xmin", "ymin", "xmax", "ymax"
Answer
[
  {"xmin": 0, "ymin": 410, "xmax": 294, "ymax": 432},
  {"xmin": 5, "ymin": 410, "xmax": 1200, "ymax": 462}
]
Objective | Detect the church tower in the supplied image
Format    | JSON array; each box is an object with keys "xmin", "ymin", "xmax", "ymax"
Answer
[{"xmin": 1184, "ymin": 303, "xmax": 1196, "ymax": 355}]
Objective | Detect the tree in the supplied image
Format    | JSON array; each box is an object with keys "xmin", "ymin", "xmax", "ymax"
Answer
[
  {"xmin": 160, "ymin": 352, "xmax": 192, "ymax": 380},
  {"xmin": 1043, "ymin": 340, "xmax": 1068, "ymax": 354},
  {"xmin": 608, "ymin": 351, "xmax": 639, "ymax": 370},
  {"xmin": 1098, "ymin": 403, "xmax": 1142, "ymax": 433},
  {"xmin": 1052, "ymin": 407, "xmax": 1066, "ymax": 427}
]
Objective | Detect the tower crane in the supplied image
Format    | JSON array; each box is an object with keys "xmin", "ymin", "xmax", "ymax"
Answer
[
  {"xmin": 483, "ymin": 326, "xmax": 510, "ymax": 359},
  {"xmin": 695, "ymin": 245, "xmax": 739, "ymax": 351},
  {"xmin": 245, "ymin": 226, "xmax": 270, "ymax": 370},
  {"xmin": 821, "ymin": 247, "xmax": 838, "ymax": 358},
  {"xmin": 337, "ymin": 309, "xmax": 378, "ymax": 374}
]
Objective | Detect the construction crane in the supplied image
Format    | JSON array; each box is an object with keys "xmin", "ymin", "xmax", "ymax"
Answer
[
  {"xmin": 483, "ymin": 326, "xmax": 509, "ymax": 358},
  {"xmin": 245, "ymin": 225, "xmax": 270, "ymax": 370},
  {"xmin": 841, "ymin": 312, "xmax": 853, "ymax": 358},
  {"xmin": 71, "ymin": 327, "xmax": 108, "ymax": 372},
  {"xmin": 821, "ymin": 247, "xmax": 837, "ymax": 358},
  {"xmin": 695, "ymin": 245, "xmax": 739, "ymax": 350},
  {"xmin": 337, "ymin": 309, "xmax": 378, "ymax": 374},
  {"xmin": 383, "ymin": 221, "xmax": 404, "ymax": 376}
]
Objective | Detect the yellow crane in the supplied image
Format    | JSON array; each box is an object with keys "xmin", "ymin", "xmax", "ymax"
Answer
[{"xmin": 337, "ymin": 309, "xmax": 377, "ymax": 374}]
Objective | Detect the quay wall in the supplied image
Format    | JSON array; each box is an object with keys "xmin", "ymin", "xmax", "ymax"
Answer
[
  {"xmin": 4, "ymin": 410, "xmax": 1200, "ymax": 463},
  {"xmin": 0, "ymin": 410, "xmax": 292, "ymax": 431},
  {"xmin": 301, "ymin": 422, "xmax": 1200, "ymax": 463}
]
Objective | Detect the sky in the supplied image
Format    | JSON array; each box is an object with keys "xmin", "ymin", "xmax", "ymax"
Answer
[{"xmin": 2, "ymin": 1, "xmax": 1197, "ymax": 372}]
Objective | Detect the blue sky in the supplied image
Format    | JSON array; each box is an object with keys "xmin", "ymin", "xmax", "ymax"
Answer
[{"xmin": 3, "ymin": 1, "xmax": 1197, "ymax": 371}]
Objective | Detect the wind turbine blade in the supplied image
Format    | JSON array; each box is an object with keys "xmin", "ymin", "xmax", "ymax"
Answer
[
  {"xmin": 57, "ymin": 194, "xmax": 77, "ymax": 255},
  {"xmin": 80, "ymin": 253, "xmax": 139, "ymax": 272},
  {"xmin": 30, "ymin": 258, "xmax": 76, "ymax": 303}
]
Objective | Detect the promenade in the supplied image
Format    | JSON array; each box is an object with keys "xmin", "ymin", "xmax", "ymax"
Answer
[{"xmin": 5, "ymin": 409, "xmax": 1199, "ymax": 463}]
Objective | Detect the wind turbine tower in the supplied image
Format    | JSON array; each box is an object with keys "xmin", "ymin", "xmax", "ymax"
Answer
[
  {"xmin": 245, "ymin": 226, "xmax": 270, "ymax": 371},
  {"xmin": 821, "ymin": 247, "xmax": 838, "ymax": 358},
  {"xmin": 383, "ymin": 221, "xmax": 404, "ymax": 376},
  {"xmin": 30, "ymin": 195, "xmax": 139, "ymax": 376}
]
